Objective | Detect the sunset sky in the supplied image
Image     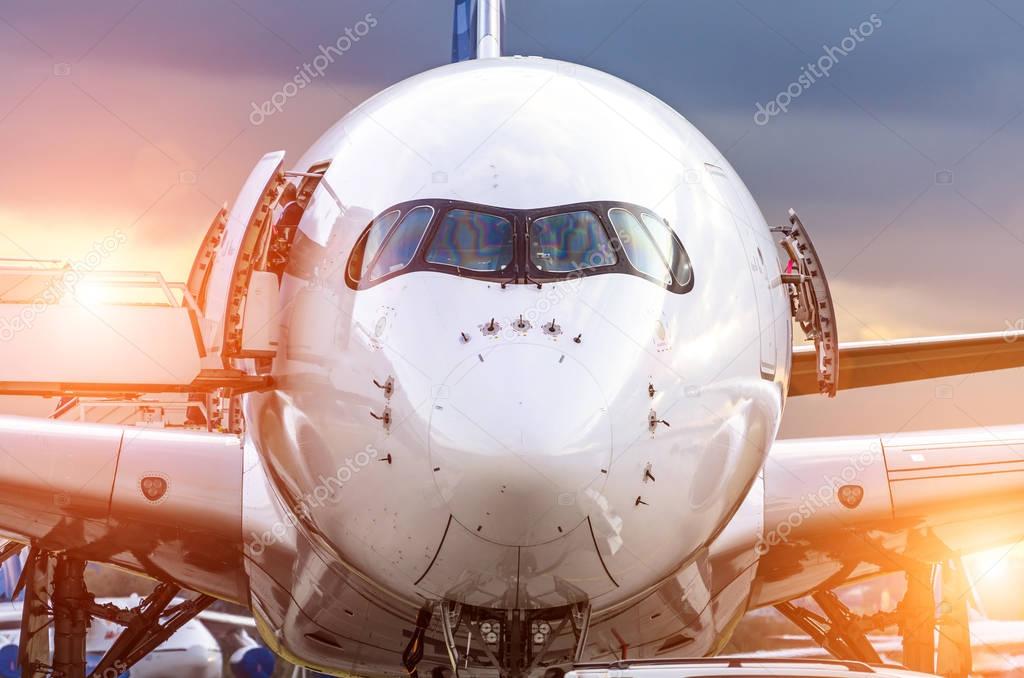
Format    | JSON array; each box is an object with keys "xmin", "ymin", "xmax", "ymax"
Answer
[{"xmin": 1, "ymin": 0, "xmax": 1023, "ymax": 436}]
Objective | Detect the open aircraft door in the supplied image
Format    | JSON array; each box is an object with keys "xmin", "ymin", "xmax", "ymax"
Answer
[{"xmin": 197, "ymin": 151, "xmax": 287, "ymax": 364}]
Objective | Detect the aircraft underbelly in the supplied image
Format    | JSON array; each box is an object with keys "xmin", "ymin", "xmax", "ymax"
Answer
[{"xmin": 243, "ymin": 478, "xmax": 765, "ymax": 676}]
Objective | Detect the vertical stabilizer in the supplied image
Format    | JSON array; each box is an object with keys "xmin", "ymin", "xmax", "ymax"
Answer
[{"xmin": 452, "ymin": 0, "xmax": 504, "ymax": 62}]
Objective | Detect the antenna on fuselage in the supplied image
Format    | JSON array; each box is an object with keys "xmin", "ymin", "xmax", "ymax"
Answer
[{"xmin": 452, "ymin": 0, "xmax": 505, "ymax": 62}]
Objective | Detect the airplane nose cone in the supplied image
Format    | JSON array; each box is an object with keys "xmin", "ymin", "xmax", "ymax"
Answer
[{"xmin": 429, "ymin": 343, "xmax": 612, "ymax": 546}]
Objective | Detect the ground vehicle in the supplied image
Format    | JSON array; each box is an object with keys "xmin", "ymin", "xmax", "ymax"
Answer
[{"xmin": 567, "ymin": 658, "xmax": 936, "ymax": 678}]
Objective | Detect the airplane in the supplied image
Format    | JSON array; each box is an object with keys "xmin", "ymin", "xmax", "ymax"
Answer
[
  {"xmin": 1, "ymin": 1, "xmax": 1024, "ymax": 677},
  {"xmin": 0, "ymin": 554, "xmax": 274, "ymax": 677}
]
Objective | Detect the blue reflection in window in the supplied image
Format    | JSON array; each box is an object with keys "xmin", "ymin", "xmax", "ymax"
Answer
[
  {"xmin": 425, "ymin": 209, "xmax": 514, "ymax": 272},
  {"xmin": 368, "ymin": 206, "xmax": 434, "ymax": 281}
]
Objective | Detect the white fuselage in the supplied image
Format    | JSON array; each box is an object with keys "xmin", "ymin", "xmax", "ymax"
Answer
[{"xmin": 241, "ymin": 56, "xmax": 791, "ymax": 674}]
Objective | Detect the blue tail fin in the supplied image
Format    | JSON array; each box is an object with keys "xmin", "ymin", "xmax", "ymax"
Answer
[
  {"xmin": 452, "ymin": 0, "xmax": 477, "ymax": 62},
  {"xmin": 452, "ymin": 0, "xmax": 503, "ymax": 62}
]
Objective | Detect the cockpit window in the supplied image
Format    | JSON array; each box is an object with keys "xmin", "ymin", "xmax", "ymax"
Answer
[
  {"xmin": 367, "ymin": 206, "xmax": 434, "ymax": 281},
  {"xmin": 346, "ymin": 199, "xmax": 694, "ymax": 293},
  {"xmin": 425, "ymin": 209, "xmax": 514, "ymax": 272},
  {"xmin": 607, "ymin": 208, "xmax": 671, "ymax": 284},
  {"xmin": 359, "ymin": 210, "xmax": 401, "ymax": 277},
  {"xmin": 530, "ymin": 210, "xmax": 616, "ymax": 273},
  {"xmin": 640, "ymin": 212, "xmax": 693, "ymax": 287}
]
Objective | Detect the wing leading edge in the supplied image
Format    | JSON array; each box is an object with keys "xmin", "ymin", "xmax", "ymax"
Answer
[{"xmin": 790, "ymin": 329, "xmax": 1024, "ymax": 395}]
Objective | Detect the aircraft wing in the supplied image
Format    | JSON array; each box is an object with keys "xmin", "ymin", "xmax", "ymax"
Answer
[
  {"xmin": 790, "ymin": 329, "xmax": 1024, "ymax": 395},
  {"xmin": 0, "ymin": 415, "xmax": 250, "ymax": 604},
  {"xmin": 0, "ymin": 603, "xmax": 20, "ymax": 629},
  {"xmin": 197, "ymin": 608, "xmax": 258, "ymax": 630},
  {"xmin": 751, "ymin": 422, "xmax": 1024, "ymax": 609},
  {"xmin": 0, "ymin": 599, "xmax": 256, "ymax": 629},
  {"xmin": 0, "ymin": 598, "xmax": 257, "ymax": 630}
]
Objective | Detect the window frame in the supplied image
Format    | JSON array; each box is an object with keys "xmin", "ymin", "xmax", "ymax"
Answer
[
  {"xmin": 639, "ymin": 211, "xmax": 694, "ymax": 291},
  {"xmin": 365, "ymin": 205, "xmax": 436, "ymax": 282},
  {"xmin": 606, "ymin": 207, "xmax": 673, "ymax": 285},
  {"xmin": 351, "ymin": 209, "xmax": 401, "ymax": 280},
  {"xmin": 345, "ymin": 198, "xmax": 695, "ymax": 294},
  {"xmin": 346, "ymin": 208, "xmax": 401, "ymax": 286}
]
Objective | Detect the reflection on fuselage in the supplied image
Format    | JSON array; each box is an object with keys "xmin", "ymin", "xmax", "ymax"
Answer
[{"xmin": 243, "ymin": 56, "xmax": 790, "ymax": 672}]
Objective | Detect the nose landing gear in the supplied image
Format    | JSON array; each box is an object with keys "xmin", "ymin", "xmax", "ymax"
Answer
[{"xmin": 437, "ymin": 600, "xmax": 591, "ymax": 678}]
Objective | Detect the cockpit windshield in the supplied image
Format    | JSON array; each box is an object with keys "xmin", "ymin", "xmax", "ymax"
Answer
[
  {"xmin": 530, "ymin": 210, "xmax": 616, "ymax": 273},
  {"xmin": 640, "ymin": 212, "xmax": 693, "ymax": 288},
  {"xmin": 345, "ymin": 199, "xmax": 694, "ymax": 294},
  {"xmin": 367, "ymin": 206, "xmax": 434, "ymax": 281},
  {"xmin": 425, "ymin": 209, "xmax": 514, "ymax": 272},
  {"xmin": 607, "ymin": 208, "xmax": 671, "ymax": 284},
  {"xmin": 358, "ymin": 210, "xmax": 401, "ymax": 278}
]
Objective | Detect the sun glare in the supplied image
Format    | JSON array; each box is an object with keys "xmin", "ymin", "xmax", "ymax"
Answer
[{"xmin": 966, "ymin": 544, "xmax": 1019, "ymax": 585}]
